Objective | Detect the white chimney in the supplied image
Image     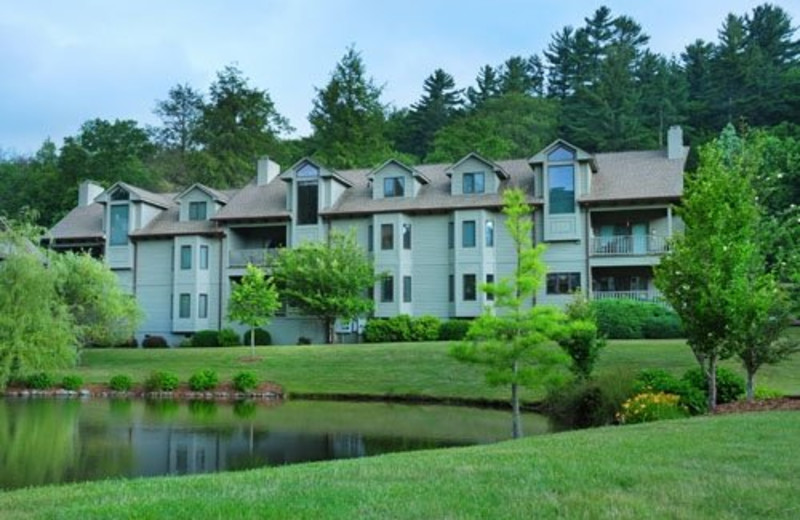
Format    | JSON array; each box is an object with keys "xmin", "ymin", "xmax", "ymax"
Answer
[
  {"xmin": 667, "ymin": 126, "xmax": 685, "ymax": 160},
  {"xmin": 78, "ymin": 180, "xmax": 104, "ymax": 207},
  {"xmin": 257, "ymin": 157, "xmax": 281, "ymax": 186}
]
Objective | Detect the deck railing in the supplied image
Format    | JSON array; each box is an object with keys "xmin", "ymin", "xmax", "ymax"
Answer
[
  {"xmin": 228, "ymin": 248, "xmax": 279, "ymax": 268},
  {"xmin": 592, "ymin": 290, "xmax": 666, "ymax": 304},
  {"xmin": 590, "ymin": 235, "xmax": 669, "ymax": 256}
]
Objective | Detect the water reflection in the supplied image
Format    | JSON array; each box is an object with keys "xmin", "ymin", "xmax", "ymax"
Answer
[{"xmin": 0, "ymin": 398, "xmax": 553, "ymax": 490}]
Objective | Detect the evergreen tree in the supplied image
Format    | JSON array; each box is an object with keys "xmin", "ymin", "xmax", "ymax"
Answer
[
  {"xmin": 152, "ymin": 83, "xmax": 204, "ymax": 186},
  {"xmin": 308, "ymin": 47, "xmax": 391, "ymax": 169},
  {"xmin": 466, "ymin": 65, "xmax": 502, "ymax": 107}
]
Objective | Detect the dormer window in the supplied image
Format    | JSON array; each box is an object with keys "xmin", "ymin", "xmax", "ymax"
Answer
[
  {"xmin": 109, "ymin": 205, "xmax": 129, "ymax": 245},
  {"xmin": 188, "ymin": 201, "xmax": 207, "ymax": 221},
  {"xmin": 110, "ymin": 188, "xmax": 129, "ymax": 201},
  {"xmin": 548, "ymin": 145, "xmax": 576, "ymax": 162},
  {"xmin": 296, "ymin": 163, "xmax": 320, "ymax": 225},
  {"xmin": 548, "ymin": 165, "xmax": 575, "ymax": 214},
  {"xmin": 463, "ymin": 172, "xmax": 485, "ymax": 194},
  {"xmin": 384, "ymin": 177, "xmax": 405, "ymax": 198}
]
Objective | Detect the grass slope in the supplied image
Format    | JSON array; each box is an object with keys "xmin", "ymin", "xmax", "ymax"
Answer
[
  {"xmin": 1, "ymin": 412, "xmax": 798, "ymax": 519},
  {"xmin": 62, "ymin": 338, "xmax": 800, "ymax": 402}
]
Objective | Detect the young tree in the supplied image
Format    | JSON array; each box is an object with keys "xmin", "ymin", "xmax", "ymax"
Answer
[
  {"xmin": 0, "ymin": 252, "xmax": 76, "ymax": 389},
  {"xmin": 271, "ymin": 230, "xmax": 376, "ymax": 344},
  {"xmin": 451, "ymin": 189, "xmax": 570, "ymax": 438},
  {"xmin": 556, "ymin": 291, "xmax": 606, "ymax": 380},
  {"xmin": 52, "ymin": 252, "xmax": 143, "ymax": 349},
  {"xmin": 228, "ymin": 263, "xmax": 281, "ymax": 357}
]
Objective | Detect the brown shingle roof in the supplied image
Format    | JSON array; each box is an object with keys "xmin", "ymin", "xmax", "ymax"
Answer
[
  {"xmin": 48, "ymin": 203, "xmax": 104, "ymax": 240},
  {"xmin": 584, "ymin": 148, "xmax": 686, "ymax": 203},
  {"xmin": 212, "ymin": 179, "xmax": 291, "ymax": 221}
]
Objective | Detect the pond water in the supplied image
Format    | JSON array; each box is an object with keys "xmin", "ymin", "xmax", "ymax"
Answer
[{"xmin": 0, "ymin": 398, "xmax": 553, "ymax": 490}]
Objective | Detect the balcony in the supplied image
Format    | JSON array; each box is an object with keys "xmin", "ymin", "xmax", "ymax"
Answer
[
  {"xmin": 228, "ymin": 248, "xmax": 279, "ymax": 268},
  {"xmin": 590, "ymin": 235, "xmax": 669, "ymax": 256},
  {"xmin": 592, "ymin": 290, "xmax": 665, "ymax": 304}
]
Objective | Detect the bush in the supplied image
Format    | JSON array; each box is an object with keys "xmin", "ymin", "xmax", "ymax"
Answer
[
  {"xmin": 26, "ymin": 372, "xmax": 54, "ymax": 390},
  {"xmin": 188, "ymin": 369, "xmax": 219, "ymax": 391},
  {"xmin": 232, "ymin": 371, "xmax": 259, "ymax": 392},
  {"xmin": 219, "ymin": 328, "xmax": 241, "ymax": 347},
  {"xmin": 682, "ymin": 367, "xmax": 745, "ymax": 405},
  {"xmin": 297, "ymin": 336, "xmax": 312, "ymax": 345},
  {"xmin": 142, "ymin": 335, "xmax": 169, "ymax": 348},
  {"xmin": 545, "ymin": 372, "xmax": 634, "ymax": 429},
  {"xmin": 242, "ymin": 328, "xmax": 271, "ymax": 346},
  {"xmin": 145, "ymin": 371, "xmax": 180, "ymax": 392},
  {"xmin": 591, "ymin": 300, "xmax": 683, "ymax": 339},
  {"xmin": 410, "ymin": 315, "xmax": 441, "ymax": 341},
  {"xmin": 754, "ymin": 386, "xmax": 783, "ymax": 400},
  {"xmin": 364, "ymin": 315, "xmax": 412, "ymax": 343},
  {"xmin": 61, "ymin": 375, "xmax": 83, "ymax": 391},
  {"xmin": 633, "ymin": 369, "xmax": 706, "ymax": 415},
  {"xmin": 438, "ymin": 320, "xmax": 471, "ymax": 341},
  {"xmin": 191, "ymin": 330, "xmax": 220, "ymax": 347},
  {"xmin": 616, "ymin": 392, "xmax": 689, "ymax": 424},
  {"xmin": 109, "ymin": 374, "xmax": 133, "ymax": 392}
]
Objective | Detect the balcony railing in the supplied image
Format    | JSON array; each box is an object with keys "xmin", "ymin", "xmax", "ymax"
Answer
[
  {"xmin": 590, "ymin": 235, "xmax": 669, "ymax": 256},
  {"xmin": 592, "ymin": 290, "xmax": 666, "ymax": 304},
  {"xmin": 229, "ymin": 248, "xmax": 279, "ymax": 268}
]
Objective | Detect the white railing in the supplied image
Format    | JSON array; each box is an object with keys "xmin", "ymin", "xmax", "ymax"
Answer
[
  {"xmin": 590, "ymin": 235, "xmax": 669, "ymax": 256},
  {"xmin": 592, "ymin": 290, "xmax": 665, "ymax": 304},
  {"xmin": 228, "ymin": 248, "xmax": 278, "ymax": 267}
]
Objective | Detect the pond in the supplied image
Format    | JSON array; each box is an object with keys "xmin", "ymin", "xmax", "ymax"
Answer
[{"xmin": 0, "ymin": 398, "xmax": 553, "ymax": 490}]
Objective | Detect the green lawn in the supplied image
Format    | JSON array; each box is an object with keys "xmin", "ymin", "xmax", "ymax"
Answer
[
  {"xmin": 58, "ymin": 336, "xmax": 800, "ymax": 402},
  {"xmin": 1, "ymin": 411, "xmax": 798, "ymax": 519}
]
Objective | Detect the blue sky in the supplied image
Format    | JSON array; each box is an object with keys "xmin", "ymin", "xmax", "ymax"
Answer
[{"xmin": 1, "ymin": 0, "xmax": 798, "ymax": 155}]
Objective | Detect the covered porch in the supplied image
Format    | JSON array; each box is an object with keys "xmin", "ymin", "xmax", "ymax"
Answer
[
  {"xmin": 589, "ymin": 207, "xmax": 676, "ymax": 257},
  {"xmin": 590, "ymin": 266, "xmax": 664, "ymax": 303}
]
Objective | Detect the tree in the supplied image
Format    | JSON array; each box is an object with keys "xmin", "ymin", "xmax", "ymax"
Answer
[
  {"xmin": 271, "ymin": 230, "xmax": 376, "ymax": 344},
  {"xmin": 451, "ymin": 189, "xmax": 570, "ymax": 438},
  {"xmin": 52, "ymin": 252, "xmax": 143, "ymax": 349},
  {"xmin": 152, "ymin": 83, "xmax": 205, "ymax": 186},
  {"xmin": 466, "ymin": 65, "xmax": 502, "ymax": 107},
  {"xmin": 195, "ymin": 65, "xmax": 292, "ymax": 187},
  {"xmin": 0, "ymin": 251, "xmax": 76, "ymax": 389},
  {"xmin": 308, "ymin": 46, "xmax": 392, "ymax": 169},
  {"xmin": 655, "ymin": 125, "xmax": 771, "ymax": 411},
  {"xmin": 556, "ymin": 291, "xmax": 606, "ymax": 380},
  {"xmin": 228, "ymin": 263, "xmax": 281, "ymax": 357}
]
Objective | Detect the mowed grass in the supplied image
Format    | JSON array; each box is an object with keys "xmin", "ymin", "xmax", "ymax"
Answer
[
  {"xmin": 59, "ymin": 334, "xmax": 800, "ymax": 402},
  {"xmin": 1, "ymin": 411, "xmax": 798, "ymax": 519}
]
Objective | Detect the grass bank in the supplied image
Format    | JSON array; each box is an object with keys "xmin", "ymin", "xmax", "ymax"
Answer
[
  {"xmin": 59, "ymin": 338, "xmax": 800, "ymax": 403},
  {"xmin": 1, "ymin": 411, "xmax": 797, "ymax": 519}
]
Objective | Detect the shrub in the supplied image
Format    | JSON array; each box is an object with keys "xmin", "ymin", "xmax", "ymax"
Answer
[
  {"xmin": 364, "ymin": 315, "xmax": 412, "ymax": 343},
  {"xmin": 145, "ymin": 371, "xmax": 180, "ymax": 392},
  {"xmin": 109, "ymin": 374, "xmax": 133, "ymax": 392},
  {"xmin": 410, "ymin": 316, "xmax": 441, "ymax": 341},
  {"xmin": 219, "ymin": 328, "xmax": 241, "ymax": 347},
  {"xmin": 191, "ymin": 330, "xmax": 220, "ymax": 347},
  {"xmin": 26, "ymin": 372, "xmax": 54, "ymax": 390},
  {"xmin": 142, "ymin": 335, "xmax": 169, "ymax": 348},
  {"xmin": 682, "ymin": 367, "xmax": 745, "ymax": 405},
  {"xmin": 558, "ymin": 292, "xmax": 606, "ymax": 379},
  {"xmin": 633, "ymin": 369, "xmax": 706, "ymax": 415},
  {"xmin": 233, "ymin": 371, "xmax": 259, "ymax": 392},
  {"xmin": 188, "ymin": 369, "xmax": 219, "ymax": 391},
  {"xmin": 297, "ymin": 336, "xmax": 312, "ymax": 345},
  {"xmin": 754, "ymin": 386, "xmax": 783, "ymax": 400},
  {"xmin": 616, "ymin": 392, "xmax": 689, "ymax": 424},
  {"xmin": 591, "ymin": 300, "xmax": 683, "ymax": 339},
  {"xmin": 61, "ymin": 375, "xmax": 83, "ymax": 391},
  {"xmin": 438, "ymin": 320, "xmax": 471, "ymax": 341},
  {"xmin": 242, "ymin": 328, "xmax": 271, "ymax": 346},
  {"xmin": 545, "ymin": 372, "xmax": 634, "ymax": 429}
]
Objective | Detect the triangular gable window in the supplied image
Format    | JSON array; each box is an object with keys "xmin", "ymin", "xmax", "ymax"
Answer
[
  {"xmin": 547, "ymin": 145, "xmax": 576, "ymax": 162},
  {"xmin": 110, "ymin": 187, "xmax": 130, "ymax": 201}
]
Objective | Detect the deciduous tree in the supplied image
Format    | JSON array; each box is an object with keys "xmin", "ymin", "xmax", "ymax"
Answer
[{"xmin": 228, "ymin": 263, "xmax": 281, "ymax": 357}]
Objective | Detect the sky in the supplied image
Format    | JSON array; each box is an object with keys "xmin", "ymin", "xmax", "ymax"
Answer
[{"xmin": 1, "ymin": 0, "xmax": 799, "ymax": 155}]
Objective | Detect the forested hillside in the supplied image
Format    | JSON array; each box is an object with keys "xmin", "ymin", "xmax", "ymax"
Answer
[{"xmin": 1, "ymin": 4, "xmax": 798, "ymax": 229}]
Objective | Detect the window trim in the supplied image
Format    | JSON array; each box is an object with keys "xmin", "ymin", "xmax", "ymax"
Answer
[
  {"xmin": 188, "ymin": 201, "xmax": 207, "ymax": 221},
  {"xmin": 381, "ymin": 223, "xmax": 394, "ymax": 250},
  {"xmin": 180, "ymin": 245, "xmax": 192, "ymax": 270},
  {"xmin": 198, "ymin": 293, "xmax": 208, "ymax": 319},
  {"xmin": 383, "ymin": 176, "xmax": 405, "ymax": 198},
  {"xmin": 199, "ymin": 245, "xmax": 209, "ymax": 270},
  {"xmin": 546, "ymin": 272, "xmax": 581, "ymax": 295},
  {"xmin": 403, "ymin": 275, "xmax": 412, "ymax": 303},
  {"xmin": 109, "ymin": 204, "xmax": 130, "ymax": 246},
  {"xmin": 297, "ymin": 181, "xmax": 319, "ymax": 225},
  {"xmin": 462, "ymin": 220, "xmax": 476, "ymax": 248},
  {"xmin": 463, "ymin": 274, "xmax": 477, "ymax": 301},
  {"xmin": 548, "ymin": 164, "xmax": 576, "ymax": 215},
  {"xmin": 179, "ymin": 293, "xmax": 191, "ymax": 319},
  {"xmin": 463, "ymin": 172, "xmax": 485, "ymax": 194}
]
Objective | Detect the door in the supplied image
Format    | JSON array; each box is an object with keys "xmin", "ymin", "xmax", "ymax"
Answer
[{"xmin": 632, "ymin": 223, "xmax": 647, "ymax": 254}]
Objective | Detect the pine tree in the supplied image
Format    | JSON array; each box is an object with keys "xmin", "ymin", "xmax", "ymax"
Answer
[{"xmin": 398, "ymin": 69, "xmax": 462, "ymax": 160}]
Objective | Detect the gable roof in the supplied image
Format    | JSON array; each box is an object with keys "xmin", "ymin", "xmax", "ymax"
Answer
[
  {"xmin": 582, "ymin": 149, "xmax": 686, "ymax": 204},
  {"xmin": 445, "ymin": 152, "xmax": 510, "ymax": 180},
  {"xmin": 279, "ymin": 157, "xmax": 354, "ymax": 187},
  {"xmin": 368, "ymin": 159, "xmax": 431, "ymax": 184},
  {"xmin": 95, "ymin": 181, "xmax": 173, "ymax": 209},
  {"xmin": 529, "ymin": 139, "xmax": 598, "ymax": 172},
  {"xmin": 174, "ymin": 183, "xmax": 231, "ymax": 204},
  {"xmin": 48, "ymin": 203, "xmax": 105, "ymax": 241}
]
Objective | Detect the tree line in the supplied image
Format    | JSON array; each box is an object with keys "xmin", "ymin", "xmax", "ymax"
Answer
[{"xmin": 1, "ymin": 3, "xmax": 798, "ymax": 229}]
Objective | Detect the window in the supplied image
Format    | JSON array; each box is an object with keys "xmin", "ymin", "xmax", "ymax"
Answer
[
  {"xmin": 403, "ymin": 276, "xmax": 412, "ymax": 303},
  {"xmin": 367, "ymin": 224, "xmax": 373, "ymax": 252},
  {"xmin": 110, "ymin": 188, "xmax": 129, "ymax": 201},
  {"xmin": 297, "ymin": 182, "xmax": 318, "ymax": 224},
  {"xmin": 546, "ymin": 272, "xmax": 581, "ymax": 294},
  {"xmin": 448, "ymin": 222, "xmax": 454, "ymax": 249},
  {"xmin": 297, "ymin": 163, "xmax": 319, "ymax": 178},
  {"xmin": 198, "ymin": 293, "xmax": 208, "ymax": 319},
  {"xmin": 548, "ymin": 164, "xmax": 575, "ymax": 214},
  {"xmin": 381, "ymin": 276, "xmax": 394, "ymax": 302},
  {"xmin": 547, "ymin": 145, "xmax": 576, "ymax": 162},
  {"xmin": 486, "ymin": 274, "xmax": 495, "ymax": 301},
  {"xmin": 381, "ymin": 224, "xmax": 394, "ymax": 250},
  {"xmin": 199, "ymin": 245, "xmax": 209, "ymax": 270},
  {"xmin": 109, "ymin": 205, "xmax": 129, "ymax": 246},
  {"xmin": 485, "ymin": 220, "xmax": 494, "ymax": 247},
  {"xmin": 179, "ymin": 293, "xmax": 191, "ymax": 318},
  {"xmin": 383, "ymin": 176, "xmax": 405, "ymax": 197},
  {"xmin": 463, "ymin": 274, "xmax": 477, "ymax": 301},
  {"xmin": 463, "ymin": 172, "xmax": 485, "ymax": 194},
  {"xmin": 180, "ymin": 245, "xmax": 192, "ymax": 269},
  {"xmin": 189, "ymin": 201, "xmax": 207, "ymax": 221},
  {"xmin": 448, "ymin": 275, "xmax": 454, "ymax": 302},
  {"xmin": 402, "ymin": 223, "xmax": 411, "ymax": 250},
  {"xmin": 462, "ymin": 220, "xmax": 476, "ymax": 248}
]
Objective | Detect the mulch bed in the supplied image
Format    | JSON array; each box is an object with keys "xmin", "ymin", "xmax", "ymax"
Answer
[{"xmin": 714, "ymin": 397, "xmax": 800, "ymax": 414}]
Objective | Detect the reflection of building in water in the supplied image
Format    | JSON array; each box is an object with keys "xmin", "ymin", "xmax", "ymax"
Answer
[{"xmin": 114, "ymin": 425, "xmax": 368, "ymax": 476}]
